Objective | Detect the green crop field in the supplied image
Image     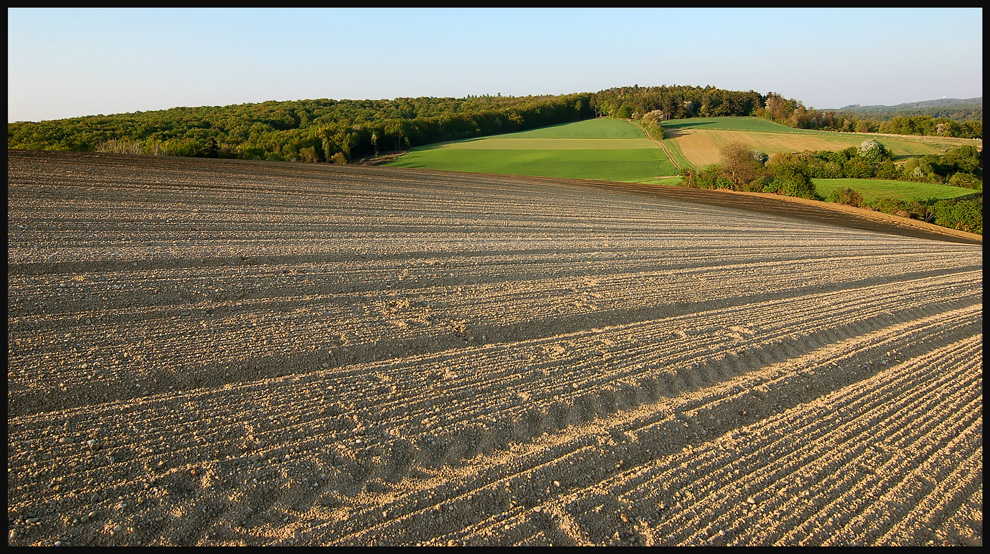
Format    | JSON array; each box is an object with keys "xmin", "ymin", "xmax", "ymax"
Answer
[
  {"xmin": 431, "ymin": 138, "xmax": 649, "ymax": 150},
  {"xmin": 500, "ymin": 118, "xmax": 648, "ymax": 139},
  {"xmin": 387, "ymin": 118, "xmax": 679, "ymax": 181},
  {"xmin": 389, "ymin": 148, "xmax": 674, "ymax": 181},
  {"xmin": 813, "ymin": 178, "xmax": 980, "ymax": 203},
  {"xmin": 385, "ymin": 116, "xmax": 981, "ymax": 204},
  {"xmin": 662, "ymin": 117, "xmax": 804, "ymax": 133}
]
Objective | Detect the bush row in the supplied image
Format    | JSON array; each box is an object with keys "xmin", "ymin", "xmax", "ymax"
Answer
[{"xmin": 679, "ymin": 140, "xmax": 983, "ymax": 235}]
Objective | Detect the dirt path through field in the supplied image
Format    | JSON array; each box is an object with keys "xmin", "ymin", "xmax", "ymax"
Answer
[
  {"xmin": 638, "ymin": 125, "xmax": 681, "ymax": 173},
  {"xmin": 7, "ymin": 150, "xmax": 982, "ymax": 546}
]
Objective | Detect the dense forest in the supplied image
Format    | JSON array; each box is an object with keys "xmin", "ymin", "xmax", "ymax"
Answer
[
  {"xmin": 7, "ymin": 94, "xmax": 595, "ymax": 163},
  {"xmin": 828, "ymin": 97, "xmax": 982, "ymax": 123},
  {"xmin": 759, "ymin": 92, "xmax": 981, "ymax": 138},
  {"xmin": 592, "ymin": 86, "xmax": 982, "ymax": 139},
  {"xmin": 8, "ymin": 86, "xmax": 982, "ymax": 163}
]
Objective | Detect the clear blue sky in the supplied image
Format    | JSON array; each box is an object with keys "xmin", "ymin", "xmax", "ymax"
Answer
[{"xmin": 7, "ymin": 7, "xmax": 983, "ymax": 122}]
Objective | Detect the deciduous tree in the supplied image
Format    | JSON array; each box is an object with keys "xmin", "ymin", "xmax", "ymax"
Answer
[{"xmin": 719, "ymin": 142, "xmax": 765, "ymax": 188}]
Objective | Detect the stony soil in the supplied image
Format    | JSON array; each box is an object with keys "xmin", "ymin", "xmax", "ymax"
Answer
[{"xmin": 7, "ymin": 150, "xmax": 982, "ymax": 546}]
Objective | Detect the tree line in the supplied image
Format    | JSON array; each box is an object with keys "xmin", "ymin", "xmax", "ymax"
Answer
[
  {"xmin": 7, "ymin": 86, "xmax": 982, "ymax": 163},
  {"xmin": 591, "ymin": 86, "xmax": 981, "ymax": 139},
  {"xmin": 7, "ymin": 94, "xmax": 594, "ymax": 163},
  {"xmin": 829, "ymin": 97, "xmax": 982, "ymax": 123},
  {"xmin": 591, "ymin": 84, "xmax": 765, "ymax": 120},
  {"xmin": 759, "ymin": 92, "xmax": 981, "ymax": 139}
]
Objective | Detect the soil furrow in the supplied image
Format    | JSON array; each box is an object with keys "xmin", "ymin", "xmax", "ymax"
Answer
[{"xmin": 7, "ymin": 150, "xmax": 981, "ymax": 546}]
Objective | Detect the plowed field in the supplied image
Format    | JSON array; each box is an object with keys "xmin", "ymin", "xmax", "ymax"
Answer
[{"xmin": 7, "ymin": 150, "xmax": 982, "ymax": 546}]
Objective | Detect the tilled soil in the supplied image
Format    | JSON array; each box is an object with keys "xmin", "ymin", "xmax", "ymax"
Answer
[{"xmin": 7, "ymin": 150, "xmax": 983, "ymax": 546}]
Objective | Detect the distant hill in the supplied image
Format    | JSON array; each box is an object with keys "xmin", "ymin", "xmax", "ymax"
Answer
[{"xmin": 828, "ymin": 97, "xmax": 982, "ymax": 122}]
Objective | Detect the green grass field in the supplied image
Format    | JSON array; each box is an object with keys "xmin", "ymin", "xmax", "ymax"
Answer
[
  {"xmin": 497, "ymin": 118, "xmax": 648, "ymax": 139},
  {"xmin": 661, "ymin": 117, "xmax": 803, "ymax": 133},
  {"xmin": 385, "ymin": 116, "xmax": 981, "ymax": 206},
  {"xmin": 387, "ymin": 118, "xmax": 679, "ymax": 181},
  {"xmin": 813, "ymin": 178, "xmax": 979, "ymax": 203},
  {"xmin": 390, "ymin": 148, "xmax": 674, "ymax": 181}
]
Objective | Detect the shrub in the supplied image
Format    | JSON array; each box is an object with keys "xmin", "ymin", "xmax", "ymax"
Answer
[
  {"xmin": 641, "ymin": 110, "xmax": 665, "ymax": 127},
  {"xmin": 640, "ymin": 110, "xmax": 665, "ymax": 140},
  {"xmin": 299, "ymin": 146, "xmax": 320, "ymax": 163},
  {"xmin": 679, "ymin": 167, "xmax": 697, "ymax": 188},
  {"xmin": 842, "ymin": 157, "xmax": 875, "ymax": 178},
  {"xmin": 714, "ymin": 174, "xmax": 734, "ymax": 190},
  {"xmin": 828, "ymin": 187, "xmax": 864, "ymax": 207},
  {"xmin": 917, "ymin": 155, "xmax": 948, "ymax": 181},
  {"xmin": 944, "ymin": 145, "xmax": 982, "ymax": 176},
  {"xmin": 899, "ymin": 158, "xmax": 932, "ymax": 182},
  {"xmin": 930, "ymin": 195, "xmax": 983, "ymax": 234},
  {"xmin": 868, "ymin": 198, "xmax": 909, "ymax": 217},
  {"xmin": 858, "ymin": 139, "xmax": 891, "ymax": 164},
  {"xmin": 161, "ymin": 138, "xmax": 201, "ymax": 157},
  {"xmin": 807, "ymin": 158, "xmax": 844, "ymax": 179},
  {"xmin": 240, "ymin": 145, "xmax": 267, "ymax": 160},
  {"xmin": 906, "ymin": 200, "xmax": 935, "ymax": 222},
  {"xmin": 681, "ymin": 166, "xmax": 733, "ymax": 190},
  {"xmin": 761, "ymin": 178, "xmax": 783, "ymax": 194},
  {"xmin": 874, "ymin": 160, "xmax": 901, "ymax": 180},
  {"xmin": 719, "ymin": 142, "xmax": 766, "ymax": 188},
  {"xmin": 782, "ymin": 177, "xmax": 818, "ymax": 200},
  {"xmin": 948, "ymin": 173, "xmax": 982, "ymax": 190},
  {"xmin": 738, "ymin": 177, "xmax": 769, "ymax": 192},
  {"xmin": 767, "ymin": 152, "xmax": 818, "ymax": 199}
]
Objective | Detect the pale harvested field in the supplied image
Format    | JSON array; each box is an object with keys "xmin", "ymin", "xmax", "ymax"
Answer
[
  {"xmin": 7, "ymin": 150, "xmax": 983, "ymax": 546},
  {"xmin": 666, "ymin": 128, "xmax": 982, "ymax": 169}
]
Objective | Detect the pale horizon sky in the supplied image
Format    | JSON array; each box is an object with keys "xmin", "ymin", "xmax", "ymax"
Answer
[{"xmin": 7, "ymin": 7, "xmax": 983, "ymax": 123}]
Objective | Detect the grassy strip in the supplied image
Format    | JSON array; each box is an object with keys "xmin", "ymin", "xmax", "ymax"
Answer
[
  {"xmin": 387, "ymin": 148, "xmax": 677, "ymax": 181},
  {"xmin": 387, "ymin": 118, "xmax": 678, "ymax": 181},
  {"xmin": 501, "ymin": 118, "xmax": 647, "ymax": 139},
  {"xmin": 661, "ymin": 117, "xmax": 804, "ymax": 133},
  {"xmin": 433, "ymin": 138, "xmax": 653, "ymax": 150},
  {"xmin": 813, "ymin": 178, "xmax": 979, "ymax": 203},
  {"xmin": 661, "ymin": 135, "xmax": 695, "ymax": 170}
]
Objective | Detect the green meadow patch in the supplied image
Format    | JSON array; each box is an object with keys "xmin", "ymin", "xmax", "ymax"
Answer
[
  {"xmin": 387, "ymin": 118, "xmax": 678, "ymax": 181},
  {"xmin": 385, "ymin": 116, "xmax": 979, "ymax": 190},
  {"xmin": 389, "ymin": 148, "xmax": 673, "ymax": 181},
  {"xmin": 435, "ymin": 138, "xmax": 649, "ymax": 150},
  {"xmin": 813, "ymin": 178, "xmax": 979, "ymax": 203},
  {"xmin": 504, "ymin": 118, "xmax": 648, "ymax": 139},
  {"xmin": 662, "ymin": 117, "xmax": 803, "ymax": 133}
]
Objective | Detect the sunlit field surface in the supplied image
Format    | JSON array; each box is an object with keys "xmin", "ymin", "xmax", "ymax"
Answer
[
  {"xmin": 813, "ymin": 178, "xmax": 979, "ymax": 203},
  {"xmin": 387, "ymin": 119, "xmax": 678, "ymax": 181},
  {"xmin": 8, "ymin": 150, "xmax": 982, "ymax": 546},
  {"xmin": 663, "ymin": 117, "xmax": 981, "ymax": 170}
]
